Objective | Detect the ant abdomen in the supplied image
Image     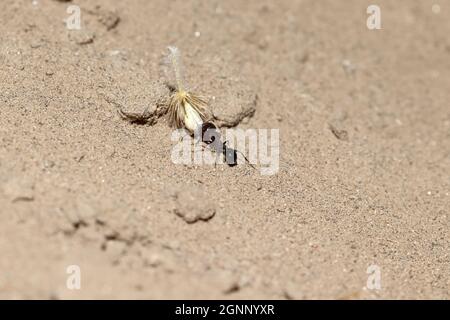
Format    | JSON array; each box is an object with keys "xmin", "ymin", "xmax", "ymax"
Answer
[{"xmin": 224, "ymin": 147, "xmax": 238, "ymax": 166}]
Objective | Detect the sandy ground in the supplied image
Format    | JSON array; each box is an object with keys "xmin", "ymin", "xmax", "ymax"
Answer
[{"xmin": 0, "ymin": 0, "xmax": 449, "ymax": 299}]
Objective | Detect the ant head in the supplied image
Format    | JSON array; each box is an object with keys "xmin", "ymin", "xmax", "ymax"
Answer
[
  {"xmin": 201, "ymin": 122, "xmax": 220, "ymax": 144},
  {"xmin": 201, "ymin": 122, "xmax": 217, "ymax": 132}
]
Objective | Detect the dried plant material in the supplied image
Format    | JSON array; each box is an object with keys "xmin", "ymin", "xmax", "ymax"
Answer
[
  {"xmin": 165, "ymin": 46, "xmax": 212, "ymax": 133},
  {"xmin": 178, "ymin": 52, "xmax": 257, "ymax": 128},
  {"xmin": 109, "ymin": 46, "xmax": 255, "ymax": 130}
]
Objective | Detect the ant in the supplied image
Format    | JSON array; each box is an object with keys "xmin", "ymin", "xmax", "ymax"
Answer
[{"xmin": 197, "ymin": 122, "xmax": 254, "ymax": 168}]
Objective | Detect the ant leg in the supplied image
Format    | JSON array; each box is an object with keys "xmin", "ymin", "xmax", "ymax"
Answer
[{"xmin": 237, "ymin": 149, "xmax": 256, "ymax": 169}]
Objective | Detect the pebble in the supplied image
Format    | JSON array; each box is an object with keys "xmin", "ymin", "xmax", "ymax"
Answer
[
  {"xmin": 169, "ymin": 186, "xmax": 216, "ymax": 223},
  {"xmin": 69, "ymin": 29, "xmax": 95, "ymax": 45}
]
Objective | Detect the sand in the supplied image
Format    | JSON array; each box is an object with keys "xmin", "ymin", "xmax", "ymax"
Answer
[{"xmin": 0, "ymin": 0, "xmax": 448, "ymax": 299}]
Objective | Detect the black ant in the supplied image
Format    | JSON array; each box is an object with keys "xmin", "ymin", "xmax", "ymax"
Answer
[{"xmin": 197, "ymin": 122, "xmax": 254, "ymax": 168}]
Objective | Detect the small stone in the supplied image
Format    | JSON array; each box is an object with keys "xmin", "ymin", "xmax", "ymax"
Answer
[
  {"xmin": 97, "ymin": 10, "xmax": 120, "ymax": 31},
  {"xmin": 170, "ymin": 186, "xmax": 216, "ymax": 223},
  {"xmin": 30, "ymin": 41, "xmax": 43, "ymax": 49},
  {"xmin": 69, "ymin": 29, "xmax": 95, "ymax": 45},
  {"xmin": 141, "ymin": 248, "xmax": 177, "ymax": 272},
  {"xmin": 143, "ymin": 252, "xmax": 163, "ymax": 268},
  {"xmin": 43, "ymin": 159, "xmax": 56, "ymax": 169},
  {"xmin": 329, "ymin": 123, "xmax": 349, "ymax": 141},
  {"xmin": 163, "ymin": 240, "xmax": 180, "ymax": 251}
]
